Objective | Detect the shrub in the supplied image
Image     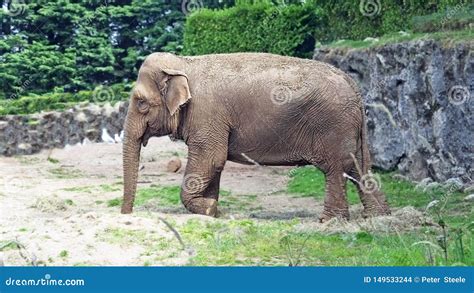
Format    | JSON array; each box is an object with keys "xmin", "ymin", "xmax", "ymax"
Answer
[
  {"xmin": 183, "ymin": 2, "xmax": 321, "ymax": 58},
  {"xmin": 184, "ymin": 0, "xmax": 472, "ymax": 54},
  {"xmin": 0, "ymin": 83, "xmax": 131, "ymax": 115},
  {"xmin": 412, "ymin": 4, "xmax": 474, "ymax": 33},
  {"xmin": 313, "ymin": 0, "xmax": 473, "ymax": 42}
]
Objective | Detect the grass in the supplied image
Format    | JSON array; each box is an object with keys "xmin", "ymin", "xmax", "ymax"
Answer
[
  {"xmin": 287, "ymin": 166, "xmax": 472, "ymax": 225},
  {"xmin": 63, "ymin": 183, "xmax": 122, "ymax": 194},
  {"xmin": 100, "ymin": 218, "xmax": 473, "ymax": 266},
  {"xmin": 285, "ymin": 166, "xmax": 473, "ymax": 266},
  {"xmin": 47, "ymin": 167, "xmax": 83, "ymax": 179},
  {"xmin": 287, "ymin": 167, "xmax": 359, "ymax": 204},
  {"xmin": 320, "ymin": 29, "xmax": 473, "ymax": 50},
  {"xmin": 107, "ymin": 185, "xmax": 231, "ymax": 208},
  {"xmin": 47, "ymin": 157, "xmax": 60, "ymax": 164},
  {"xmin": 15, "ymin": 156, "xmax": 41, "ymax": 165},
  {"xmin": 179, "ymin": 219, "xmax": 427, "ymax": 266}
]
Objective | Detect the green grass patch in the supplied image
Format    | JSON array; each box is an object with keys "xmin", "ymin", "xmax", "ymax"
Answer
[
  {"xmin": 220, "ymin": 194, "xmax": 259, "ymax": 211},
  {"xmin": 47, "ymin": 167, "xmax": 83, "ymax": 179},
  {"xmin": 99, "ymin": 217, "xmax": 473, "ymax": 266},
  {"xmin": 287, "ymin": 166, "xmax": 359, "ymax": 204},
  {"xmin": 16, "ymin": 156, "xmax": 41, "ymax": 165},
  {"xmin": 321, "ymin": 29, "xmax": 473, "ymax": 50},
  {"xmin": 63, "ymin": 184, "xmax": 121, "ymax": 194},
  {"xmin": 287, "ymin": 166, "xmax": 472, "ymax": 226},
  {"xmin": 178, "ymin": 219, "xmax": 473, "ymax": 266},
  {"xmin": 107, "ymin": 185, "xmax": 181, "ymax": 207},
  {"xmin": 47, "ymin": 157, "xmax": 60, "ymax": 164},
  {"xmin": 107, "ymin": 185, "xmax": 231, "ymax": 208},
  {"xmin": 107, "ymin": 198, "xmax": 121, "ymax": 207}
]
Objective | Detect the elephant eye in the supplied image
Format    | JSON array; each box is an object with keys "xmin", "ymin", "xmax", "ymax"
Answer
[{"xmin": 137, "ymin": 99, "xmax": 149, "ymax": 113}]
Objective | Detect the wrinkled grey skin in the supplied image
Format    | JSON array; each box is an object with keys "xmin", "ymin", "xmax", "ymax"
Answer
[{"xmin": 121, "ymin": 52, "xmax": 390, "ymax": 221}]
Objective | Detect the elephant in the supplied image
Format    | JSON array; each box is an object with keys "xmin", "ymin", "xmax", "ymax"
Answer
[{"xmin": 121, "ymin": 52, "xmax": 390, "ymax": 221}]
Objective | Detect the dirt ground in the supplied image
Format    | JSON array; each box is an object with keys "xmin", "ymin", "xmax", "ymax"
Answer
[{"xmin": 0, "ymin": 137, "xmax": 426, "ymax": 266}]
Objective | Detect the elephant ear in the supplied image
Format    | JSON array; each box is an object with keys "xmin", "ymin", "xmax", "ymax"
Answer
[{"xmin": 161, "ymin": 68, "xmax": 192, "ymax": 116}]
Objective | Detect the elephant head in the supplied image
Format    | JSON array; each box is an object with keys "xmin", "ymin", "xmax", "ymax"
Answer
[{"xmin": 121, "ymin": 53, "xmax": 191, "ymax": 214}]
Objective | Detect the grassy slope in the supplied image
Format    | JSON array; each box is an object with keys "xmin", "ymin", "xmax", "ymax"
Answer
[
  {"xmin": 319, "ymin": 29, "xmax": 473, "ymax": 50},
  {"xmin": 103, "ymin": 168, "xmax": 473, "ymax": 266}
]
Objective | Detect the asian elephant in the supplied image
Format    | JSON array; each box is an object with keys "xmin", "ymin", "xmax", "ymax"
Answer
[{"xmin": 121, "ymin": 52, "xmax": 390, "ymax": 221}]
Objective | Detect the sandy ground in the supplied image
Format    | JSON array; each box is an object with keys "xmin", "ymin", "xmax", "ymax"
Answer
[{"xmin": 0, "ymin": 137, "xmax": 426, "ymax": 266}]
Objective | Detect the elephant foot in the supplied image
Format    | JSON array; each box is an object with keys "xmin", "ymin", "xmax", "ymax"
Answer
[
  {"xmin": 183, "ymin": 198, "xmax": 218, "ymax": 217},
  {"xmin": 121, "ymin": 203, "xmax": 133, "ymax": 214},
  {"xmin": 318, "ymin": 208, "xmax": 349, "ymax": 223}
]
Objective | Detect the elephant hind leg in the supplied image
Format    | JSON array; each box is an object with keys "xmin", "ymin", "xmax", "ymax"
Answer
[
  {"xmin": 319, "ymin": 168, "xmax": 350, "ymax": 222},
  {"xmin": 346, "ymin": 160, "xmax": 390, "ymax": 218}
]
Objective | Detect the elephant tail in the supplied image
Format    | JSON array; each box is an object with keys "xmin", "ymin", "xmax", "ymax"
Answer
[
  {"xmin": 359, "ymin": 102, "xmax": 371, "ymax": 176},
  {"xmin": 343, "ymin": 73, "xmax": 371, "ymax": 177}
]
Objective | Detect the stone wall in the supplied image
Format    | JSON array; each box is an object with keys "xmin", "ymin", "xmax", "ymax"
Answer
[
  {"xmin": 314, "ymin": 39, "xmax": 473, "ymax": 182},
  {"xmin": 0, "ymin": 102, "xmax": 128, "ymax": 156}
]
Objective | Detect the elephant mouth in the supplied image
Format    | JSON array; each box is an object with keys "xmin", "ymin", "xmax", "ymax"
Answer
[{"xmin": 141, "ymin": 127, "xmax": 152, "ymax": 147}]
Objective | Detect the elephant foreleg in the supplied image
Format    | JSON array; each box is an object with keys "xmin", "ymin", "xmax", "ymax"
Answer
[
  {"xmin": 180, "ymin": 141, "xmax": 227, "ymax": 217},
  {"xmin": 205, "ymin": 172, "xmax": 222, "ymax": 201}
]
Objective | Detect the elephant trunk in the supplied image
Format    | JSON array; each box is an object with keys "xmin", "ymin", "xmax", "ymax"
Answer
[{"xmin": 121, "ymin": 115, "xmax": 143, "ymax": 214}]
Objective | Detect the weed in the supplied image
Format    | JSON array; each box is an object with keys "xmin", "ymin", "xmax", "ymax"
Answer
[
  {"xmin": 48, "ymin": 167, "xmax": 82, "ymax": 179},
  {"xmin": 47, "ymin": 157, "xmax": 60, "ymax": 164}
]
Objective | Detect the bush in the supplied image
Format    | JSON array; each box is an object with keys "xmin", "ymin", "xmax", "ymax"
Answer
[
  {"xmin": 184, "ymin": 0, "xmax": 472, "ymax": 53},
  {"xmin": 0, "ymin": 83, "xmax": 131, "ymax": 115},
  {"xmin": 313, "ymin": 0, "xmax": 472, "ymax": 42},
  {"xmin": 183, "ymin": 2, "xmax": 321, "ymax": 58},
  {"xmin": 412, "ymin": 4, "xmax": 474, "ymax": 33}
]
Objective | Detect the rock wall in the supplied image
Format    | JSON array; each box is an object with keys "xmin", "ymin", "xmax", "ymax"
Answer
[
  {"xmin": 314, "ymin": 39, "xmax": 473, "ymax": 182},
  {"xmin": 0, "ymin": 102, "xmax": 128, "ymax": 156}
]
